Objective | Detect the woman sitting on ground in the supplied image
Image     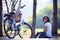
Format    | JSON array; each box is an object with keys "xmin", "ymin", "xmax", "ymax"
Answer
[{"xmin": 35, "ymin": 16, "xmax": 52, "ymax": 38}]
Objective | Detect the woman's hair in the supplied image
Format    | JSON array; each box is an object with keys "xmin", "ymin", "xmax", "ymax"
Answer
[{"xmin": 43, "ymin": 16, "xmax": 50, "ymax": 22}]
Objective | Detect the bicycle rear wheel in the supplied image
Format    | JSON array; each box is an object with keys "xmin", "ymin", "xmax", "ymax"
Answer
[
  {"xmin": 4, "ymin": 18, "xmax": 16, "ymax": 39},
  {"xmin": 18, "ymin": 22, "xmax": 33, "ymax": 38}
]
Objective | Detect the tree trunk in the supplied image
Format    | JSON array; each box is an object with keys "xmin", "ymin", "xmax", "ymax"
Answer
[
  {"xmin": 52, "ymin": 0, "xmax": 58, "ymax": 36},
  {"xmin": 0, "ymin": 0, "xmax": 2, "ymax": 37},
  {"xmin": 32, "ymin": 0, "xmax": 37, "ymax": 38}
]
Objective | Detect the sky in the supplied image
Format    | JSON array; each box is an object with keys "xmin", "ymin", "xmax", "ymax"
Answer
[
  {"xmin": 3, "ymin": 0, "xmax": 58, "ymax": 21},
  {"xmin": 17, "ymin": 0, "xmax": 53, "ymax": 20},
  {"xmin": 18, "ymin": 0, "xmax": 53, "ymax": 21}
]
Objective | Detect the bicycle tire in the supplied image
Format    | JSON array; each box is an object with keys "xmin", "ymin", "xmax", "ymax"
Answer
[
  {"xmin": 18, "ymin": 22, "xmax": 33, "ymax": 38},
  {"xmin": 4, "ymin": 18, "xmax": 16, "ymax": 39}
]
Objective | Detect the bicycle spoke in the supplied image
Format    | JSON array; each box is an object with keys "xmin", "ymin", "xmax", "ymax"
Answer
[
  {"xmin": 4, "ymin": 19, "xmax": 16, "ymax": 38},
  {"xmin": 19, "ymin": 23, "xmax": 32, "ymax": 38}
]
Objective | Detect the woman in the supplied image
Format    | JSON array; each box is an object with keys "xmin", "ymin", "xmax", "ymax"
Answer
[{"xmin": 35, "ymin": 16, "xmax": 52, "ymax": 38}]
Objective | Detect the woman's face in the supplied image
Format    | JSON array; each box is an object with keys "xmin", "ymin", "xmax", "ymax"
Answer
[{"xmin": 43, "ymin": 17, "xmax": 47, "ymax": 23}]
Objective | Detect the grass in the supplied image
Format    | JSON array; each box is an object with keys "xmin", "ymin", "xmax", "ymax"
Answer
[
  {"xmin": 2, "ymin": 24, "xmax": 60, "ymax": 38},
  {"xmin": 35, "ymin": 28, "xmax": 60, "ymax": 34},
  {"xmin": 58, "ymin": 28, "xmax": 60, "ymax": 34},
  {"xmin": 2, "ymin": 25, "xmax": 60, "ymax": 34},
  {"xmin": 2, "ymin": 23, "xmax": 60, "ymax": 34}
]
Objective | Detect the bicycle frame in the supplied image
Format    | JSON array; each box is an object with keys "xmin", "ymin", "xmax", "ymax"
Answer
[{"xmin": 12, "ymin": 18, "xmax": 23, "ymax": 31}]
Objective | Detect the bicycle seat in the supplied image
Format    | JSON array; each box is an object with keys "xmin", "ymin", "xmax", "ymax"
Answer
[
  {"xmin": 4, "ymin": 12, "xmax": 15, "ymax": 17},
  {"xmin": 4, "ymin": 14, "xmax": 12, "ymax": 17}
]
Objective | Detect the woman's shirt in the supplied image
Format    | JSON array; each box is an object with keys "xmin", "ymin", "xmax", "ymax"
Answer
[{"xmin": 45, "ymin": 22, "xmax": 52, "ymax": 37}]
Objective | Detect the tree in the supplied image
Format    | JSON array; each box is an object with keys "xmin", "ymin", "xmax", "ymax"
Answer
[
  {"xmin": 52, "ymin": 0, "xmax": 58, "ymax": 36},
  {"xmin": 32, "ymin": 0, "xmax": 37, "ymax": 37},
  {"xmin": 0, "ymin": 0, "xmax": 2, "ymax": 37},
  {"xmin": 5, "ymin": 0, "xmax": 9, "ymax": 13},
  {"xmin": 4, "ymin": 0, "xmax": 25, "ymax": 13}
]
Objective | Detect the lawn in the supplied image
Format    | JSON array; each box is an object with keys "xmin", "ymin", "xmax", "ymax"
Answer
[
  {"xmin": 2, "ymin": 24, "xmax": 60, "ymax": 38},
  {"xmin": 58, "ymin": 28, "xmax": 60, "ymax": 34},
  {"xmin": 35, "ymin": 28, "xmax": 60, "ymax": 34},
  {"xmin": 2, "ymin": 26, "xmax": 60, "ymax": 34}
]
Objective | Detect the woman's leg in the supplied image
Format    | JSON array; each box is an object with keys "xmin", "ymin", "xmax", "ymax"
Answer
[
  {"xmin": 44, "ymin": 36, "xmax": 51, "ymax": 38},
  {"xmin": 35, "ymin": 32, "xmax": 51, "ymax": 38},
  {"xmin": 35, "ymin": 32, "xmax": 46, "ymax": 38},
  {"xmin": 35, "ymin": 32, "xmax": 41, "ymax": 38},
  {"xmin": 35, "ymin": 32, "xmax": 45, "ymax": 38},
  {"xmin": 39, "ymin": 32, "xmax": 46, "ymax": 38}
]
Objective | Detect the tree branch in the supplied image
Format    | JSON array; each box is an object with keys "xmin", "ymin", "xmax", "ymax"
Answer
[
  {"xmin": 17, "ymin": 0, "xmax": 21, "ymax": 10},
  {"xmin": 21, "ymin": 5, "xmax": 26, "ymax": 8},
  {"xmin": 9, "ymin": 0, "xmax": 12, "ymax": 7},
  {"xmin": 4, "ymin": 0, "xmax": 9, "ymax": 13},
  {"xmin": 14, "ymin": 0, "xmax": 18, "ymax": 6},
  {"xmin": 11, "ymin": 0, "xmax": 16, "ymax": 11}
]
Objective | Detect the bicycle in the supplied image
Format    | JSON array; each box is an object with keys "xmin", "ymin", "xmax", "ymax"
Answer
[{"xmin": 4, "ymin": 12, "xmax": 33, "ymax": 39}]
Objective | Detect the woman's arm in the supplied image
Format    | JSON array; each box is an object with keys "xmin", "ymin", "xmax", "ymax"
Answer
[{"xmin": 43, "ymin": 26, "xmax": 48, "ymax": 32}]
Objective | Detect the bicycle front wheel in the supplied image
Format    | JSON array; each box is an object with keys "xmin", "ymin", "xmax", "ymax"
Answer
[
  {"xmin": 4, "ymin": 18, "xmax": 16, "ymax": 39},
  {"xmin": 18, "ymin": 22, "xmax": 33, "ymax": 38}
]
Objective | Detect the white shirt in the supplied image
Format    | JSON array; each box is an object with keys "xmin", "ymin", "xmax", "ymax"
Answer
[{"xmin": 45, "ymin": 22, "xmax": 52, "ymax": 37}]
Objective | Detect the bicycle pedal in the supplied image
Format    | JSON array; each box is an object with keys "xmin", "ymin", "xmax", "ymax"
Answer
[{"xmin": 24, "ymin": 30, "xmax": 27, "ymax": 33}]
